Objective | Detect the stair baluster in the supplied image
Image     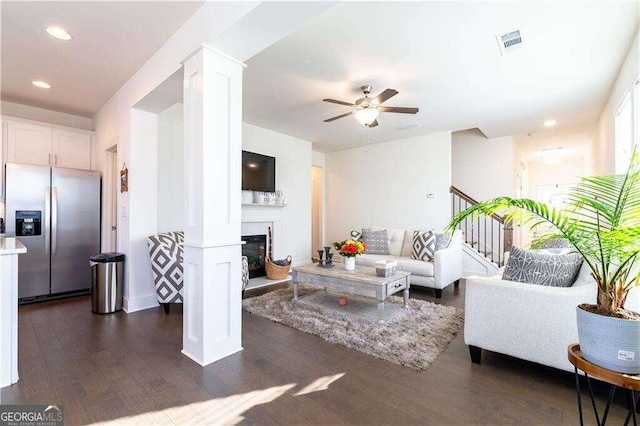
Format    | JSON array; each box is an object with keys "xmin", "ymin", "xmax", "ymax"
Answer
[{"xmin": 449, "ymin": 186, "xmax": 513, "ymax": 266}]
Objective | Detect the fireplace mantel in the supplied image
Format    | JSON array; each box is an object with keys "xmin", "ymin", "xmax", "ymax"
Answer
[{"xmin": 241, "ymin": 203, "xmax": 285, "ymax": 222}]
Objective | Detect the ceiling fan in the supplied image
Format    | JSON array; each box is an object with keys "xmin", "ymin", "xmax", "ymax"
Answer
[{"xmin": 323, "ymin": 85, "xmax": 418, "ymax": 127}]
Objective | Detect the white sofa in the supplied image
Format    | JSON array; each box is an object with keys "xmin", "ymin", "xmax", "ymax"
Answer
[
  {"xmin": 465, "ymin": 262, "xmax": 640, "ymax": 372},
  {"xmin": 354, "ymin": 228, "xmax": 463, "ymax": 298}
]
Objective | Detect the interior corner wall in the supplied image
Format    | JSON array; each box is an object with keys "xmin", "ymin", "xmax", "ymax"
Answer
[
  {"xmin": 595, "ymin": 29, "xmax": 639, "ymax": 175},
  {"xmin": 324, "ymin": 131, "xmax": 452, "ymax": 245},
  {"xmin": 243, "ymin": 123, "xmax": 312, "ymax": 264},
  {"xmin": 0, "ymin": 101, "xmax": 94, "ymax": 130},
  {"xmin": 312, "ymin": 151, "xmax": 325, "ymax": 167},
  {"xmin": 157, "ymin": 103, "xmax": 185, "ymax": 232},
  {"xmin": 452, "ymin": 129, "xmax": 517, "ymax": 201}
]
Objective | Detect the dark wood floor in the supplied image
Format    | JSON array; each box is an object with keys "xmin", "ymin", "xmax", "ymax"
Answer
[{"xmin": 1, "ymin": 281, "xmax": 633, "ymax": 425}]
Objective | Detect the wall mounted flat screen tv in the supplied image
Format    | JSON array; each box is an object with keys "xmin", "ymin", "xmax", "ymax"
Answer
[{"xmin": 242, "ymin": 151, "xmax": 276, "ymax": 192}]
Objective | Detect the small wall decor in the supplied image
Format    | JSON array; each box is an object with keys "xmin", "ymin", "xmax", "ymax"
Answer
[{"xmin": 120, "ymin": 163, "xmax": 129, "ymax": 193}]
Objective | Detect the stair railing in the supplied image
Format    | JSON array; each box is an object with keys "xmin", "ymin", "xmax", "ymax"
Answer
[{"xmin": 450, "ymin": 186, "xmax": 513, "ymax": 266}]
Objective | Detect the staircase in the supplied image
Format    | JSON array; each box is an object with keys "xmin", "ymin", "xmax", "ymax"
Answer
[{"xmin": 450, "ymin": 186, "xmax": 513, "ymax": 277}]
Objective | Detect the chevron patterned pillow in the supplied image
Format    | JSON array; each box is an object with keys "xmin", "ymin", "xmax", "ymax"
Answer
[
  {"xmin": 412, "ymin": 230, "xmax": 436, "ymax": 261},
  {"xmin": 502, "ymin": 246, "xmax": 583, "ymax": 287}
]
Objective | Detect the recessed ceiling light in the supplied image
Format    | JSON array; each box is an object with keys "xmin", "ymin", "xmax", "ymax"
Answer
[
  {"xmin": 543, "ymin": 119, "xmax": 557, "ymax": 127},
  {"xmin": 32, "ymin": 80, "xmax": 51, "ymax": 89},
  {"xmin": 46, "ymin": 26, "xmax": 72, "ymax": 40}
]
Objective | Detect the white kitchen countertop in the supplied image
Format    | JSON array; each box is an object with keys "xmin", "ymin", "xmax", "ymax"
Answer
[{"xmin": 0, "ymin": 237, "xmax": 27, "ymax": 255}]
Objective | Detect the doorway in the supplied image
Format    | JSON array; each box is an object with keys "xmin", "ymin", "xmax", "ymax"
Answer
[
  {"xmin": 311, "ymin": 165, "xmax": 324, "ymax": 258},
  {"xmin": 105, "ymin": 143, "xmax": 118, "ymax": 251}
]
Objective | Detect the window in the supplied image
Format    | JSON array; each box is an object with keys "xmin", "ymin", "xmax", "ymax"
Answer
[
  {"xmin": 615, "ymin": 92, "xmax": 633, "ymax": 173},
  {"xmin": 614, "ymin": 78, "xmax": 640, "ymax": 174}
]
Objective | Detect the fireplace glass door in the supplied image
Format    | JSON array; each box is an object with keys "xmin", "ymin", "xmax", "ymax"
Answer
[{"xmin": 242, "ymin": 234, "xmax": 266, "ymax": 278}]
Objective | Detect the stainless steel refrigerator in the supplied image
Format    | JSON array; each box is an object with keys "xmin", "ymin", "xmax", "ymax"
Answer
[{"xmin": 5, "ymin": 163, "xmax": 101, "ymax": 301}]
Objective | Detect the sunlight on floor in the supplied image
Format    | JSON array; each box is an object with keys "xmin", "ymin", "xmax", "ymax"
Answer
[
  {"xmin": 294, "ymin": 373, "xmax": 346, "ymax": 396},
  {"xmin": 91, "ymin": 372, "xmax": 346, "ymax": 424},
  {"xmin": 95, "ymin": 383, "xmax": 296, "ymax": 425}
]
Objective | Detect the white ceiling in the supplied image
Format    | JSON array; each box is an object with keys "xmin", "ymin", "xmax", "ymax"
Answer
[
  {"xmin": 1, "ymin": 1, "xmax": 203, "ymax": 117},
  {"xmin": 1, "ymin": 1, "xmax": 637, "ymax": 153},
  {"xmin": 243, "ymin": 1, "xmax": 639, "ymax": 152}
]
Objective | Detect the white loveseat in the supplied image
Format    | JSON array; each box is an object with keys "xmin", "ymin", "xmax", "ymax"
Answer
[
  {"xmin": 464, "ymin": 262, "xmax": 640, "ymax": 372},
  {"xmin": 354, "ymin": 227, "xmax": 463, "ymax": 298}
]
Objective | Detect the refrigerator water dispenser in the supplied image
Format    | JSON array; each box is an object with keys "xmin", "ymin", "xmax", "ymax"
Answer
[{"xmin": 15, "ymin": 211, "xmax": 42, "ymax": 236}]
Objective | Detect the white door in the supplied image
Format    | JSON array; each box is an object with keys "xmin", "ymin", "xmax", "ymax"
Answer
[
  {"xmin": 7, "ymin": 121, "xmax": 53, "ymax": 166},
  {"xmin": 105, "ymin": 145, "xmax": 118, "ymax": 251},
  {"xmin": 53, "ymin": 129, "xmax": 91, "ymax": 169},
  {"xmin": 311, "ymin": 165, "xmax": 324, "ymax": 258}
]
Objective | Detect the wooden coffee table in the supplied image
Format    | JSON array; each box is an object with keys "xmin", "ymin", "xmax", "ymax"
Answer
[{"xmin": 291, "ymin": 264, "xmax": 411, "ymax": 323}]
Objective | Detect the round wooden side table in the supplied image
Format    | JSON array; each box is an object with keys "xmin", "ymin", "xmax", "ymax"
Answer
[{"xmin": 568, "ymin": 343, "xmax": 640, "ymax": 425}]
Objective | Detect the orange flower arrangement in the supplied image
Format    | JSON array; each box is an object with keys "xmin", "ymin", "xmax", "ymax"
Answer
[{"xmin": 333, "ymin": 239, "xmax": 366, "ymax": 257}]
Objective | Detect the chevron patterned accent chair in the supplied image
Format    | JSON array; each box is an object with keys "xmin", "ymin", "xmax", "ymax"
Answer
[{"xmin": 147, "ymin": 231, "xmax": 249, "ymax": 314}]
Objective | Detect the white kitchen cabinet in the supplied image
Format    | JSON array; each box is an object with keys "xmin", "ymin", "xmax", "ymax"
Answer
[
  {"xmin": 6, "ymin": 120, "xmax": 92, "ymax": 170},
  {"xmin": 53, "ymin": 129, "xmax": 91, "ymax": 169},
  {"xmin": 7, "ymin": 121, "xmax": 53, "ymax": 166}
]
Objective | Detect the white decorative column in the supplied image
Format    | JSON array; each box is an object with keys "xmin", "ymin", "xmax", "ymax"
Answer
[{"xmin": 181, "ymin": 44, "xmax": 245, "ymax": 366}]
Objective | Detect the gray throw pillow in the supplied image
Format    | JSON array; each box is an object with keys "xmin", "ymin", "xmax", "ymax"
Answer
[
  {"xmin": 502, "ymin": 246, "xmax": 583, "ymax": 287},
  {"xmin": 412, "ymin": 230, "xmax": 436, "ymax": 261},
  {"xmin": 361, "ymin": 229, "xmax": 390, "ymax": 255}
]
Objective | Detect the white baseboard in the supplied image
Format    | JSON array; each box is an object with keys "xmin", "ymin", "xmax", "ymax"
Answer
[{"xmin": 123, "ymin": 293, "xmax": 159, "ymax": 313}]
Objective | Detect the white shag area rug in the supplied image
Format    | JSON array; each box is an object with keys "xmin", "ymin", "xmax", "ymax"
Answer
[{"xmin": 242, "ymin": 285, "xmax": 464, "ymax": 370}]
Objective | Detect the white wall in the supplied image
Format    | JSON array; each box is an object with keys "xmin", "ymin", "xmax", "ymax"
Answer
[
  {"xmin": 595, "ymin": 29, "xmax": 639, "ymax": 175},
  {"xmin": 1, "ymin": 101, "xmax": 93, "ymax": 130},
  {"xmin": 92, "ymin": 2, "xmax": 335, "ymax": 312},
  {"xmin": 243, "ymin": 123, "xmax": 312, "ymax": 264},
  {"xmin": 528, "ymin": 158, "xmax": 586, "ymax": 197},
  {"xmin": 452, "ymin": 129, "xmax": 517, "ymax": 201},
  {"xmin": 127, "ymin": 109, "xmax": 158, "ymax": 310},
  {"xmin": 324, "ymin": 131, "xmax": 452, "ymax": 245},
  {"xmin": 157, "ymin": 103, "xmax": 184, "ymax": 232}
]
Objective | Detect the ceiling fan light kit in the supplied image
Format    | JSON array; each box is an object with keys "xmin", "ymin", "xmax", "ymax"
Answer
[
  {"xmin": 323, "ymin": 85, "xmax": 418, "ymax": 128},
  {"xmin": 354, "ymin": 107, "xmax": 379, "ymax": 126}
]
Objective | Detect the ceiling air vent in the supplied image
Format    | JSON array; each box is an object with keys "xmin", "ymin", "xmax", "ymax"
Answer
[
  {"xmin": 496, "ymin": 28, "xmax": 524, "ymax": 56},
  {"xmin": 394, "ymin": 122, "xmax": 422, "ymax": 132}
]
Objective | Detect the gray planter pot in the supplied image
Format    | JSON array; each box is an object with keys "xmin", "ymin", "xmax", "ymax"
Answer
[{"xmin": 576, "ymin": 305, "xmax": 640, "ymax": 374}]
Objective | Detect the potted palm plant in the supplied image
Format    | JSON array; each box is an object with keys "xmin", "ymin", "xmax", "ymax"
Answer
[{"xmin": 448, "ymin": 154, "xmax": 640, "ymax": 374}]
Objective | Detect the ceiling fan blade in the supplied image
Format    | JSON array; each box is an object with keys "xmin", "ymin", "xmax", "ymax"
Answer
[
  {"xmin": 367, "ymin": 119, "xmax": 379, "ymax": 128},
  {"xmin": 323, "ymin": 98, "xmax": 355, "ymax": 106},
  {"xmin": 373, "ymin": 89, "xmax": 398, "ymax": 104},
  {"xmin": 380, "ymin": 106, "xmax": 419, "ymax": 114},
  {"xmin": 324, "ymin": 111, "xmax": 355, "ymax": 122}
]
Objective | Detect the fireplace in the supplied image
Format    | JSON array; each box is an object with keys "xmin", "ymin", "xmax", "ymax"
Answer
[{"xmin": 242, "ymin": 234, "xmax": 267, "ymax": 279}]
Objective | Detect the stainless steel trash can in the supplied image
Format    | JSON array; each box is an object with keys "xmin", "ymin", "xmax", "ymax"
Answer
[{"xmin": 90, "ymin": 253, "xmax": 124, "ymax": 314}]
